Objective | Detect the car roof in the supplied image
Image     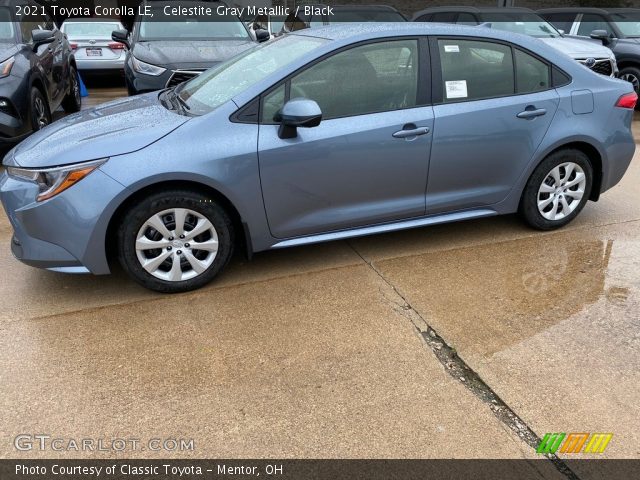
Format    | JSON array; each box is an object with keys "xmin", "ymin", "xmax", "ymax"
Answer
[
  {"xmin": 331, "ymin": 5, "xmax": 402, "ymax": 12},
  {"xmin": 412, "ymin": 6, "xmax": 536, "ymax": 18},
  {"xmin": 538, "ymin": 8, "xmax": 640, "ymax": 15},
  {"xmin": 294, "ymin": 21, "xmax": 538, "ymax": 43},
  {"xmin": 63, "ymin": 18, "xmax": 122, "ymax": 23}
]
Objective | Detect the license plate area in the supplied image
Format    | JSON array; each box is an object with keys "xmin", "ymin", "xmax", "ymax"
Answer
[{"xmin": 86, "ymin": 48, "xmax": 102, "ymax": 57}]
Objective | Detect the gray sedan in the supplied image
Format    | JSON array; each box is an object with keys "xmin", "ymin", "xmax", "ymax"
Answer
[{"xmin": 0, "ymin": 23, "xmax": 636, "ymax": 292}]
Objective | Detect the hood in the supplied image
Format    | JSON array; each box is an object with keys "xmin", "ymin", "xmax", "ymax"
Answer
[
  {"xmin": 0, "ymin": 43, "xmax": 19, "ymax": 62},
  {"xmin": 133, "ymin": 39, "xmax": 255, "ymax": 69},
  {"xmin": 539, "ymin": 36, "xmax": 614, "ymax": 59},
  {"xmin": 11, "ymin": 93, "xmax": 189, "ymax": 168}
]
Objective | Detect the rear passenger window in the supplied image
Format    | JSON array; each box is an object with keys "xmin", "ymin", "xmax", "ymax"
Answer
[
  {"xmin": 515, "ymin": 49, "xmax": 550, "ymax": 93},
  {"xmin": 438, "ymin": 39, "xmax": 514, "ymax": 102}
]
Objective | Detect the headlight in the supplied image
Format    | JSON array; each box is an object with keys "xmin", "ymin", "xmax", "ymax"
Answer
[
  {"xmin": 7, "ymin": 158, "xmax": 107, "ymax": 202},
  {"xmin": 0, "ymin": 56, "xmax": 14, "ymax": 78},
  {"xmin": 131, "ymin": 56, "xmax": 166, "ymax": 76}
]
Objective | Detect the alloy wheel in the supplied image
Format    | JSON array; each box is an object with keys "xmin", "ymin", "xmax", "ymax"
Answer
[
  {"xmin": 34, "ymin": 97, "xmax": 48, "ymax": 129},
  {"xmin": 621, "ymin": 72, "xmax": 640, "ymax": 92},
  {"xmin": 72, "ymin": 73, "xmax": 80, "ymax": 104},
  {"xmin": 537, "ymin": 162, "xmax": 586, "ymax": 221},
  {"xmin": 135, "ymin": 208, "xmax": 219, "ymax": 282}
]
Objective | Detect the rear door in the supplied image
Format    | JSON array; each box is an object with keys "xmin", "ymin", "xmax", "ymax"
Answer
[
  {"xmin": 426, "ymin": 37, "xmax": 559, "ymax": 214},
  {"xmin": 257, "ymin": 38, "xmax": 434, "ymax": 239}
]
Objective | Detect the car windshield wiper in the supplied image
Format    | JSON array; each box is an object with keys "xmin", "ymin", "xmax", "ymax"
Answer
[{"xmin": 161, "ymin": 86, "xmax": 192, "ymax": 115}]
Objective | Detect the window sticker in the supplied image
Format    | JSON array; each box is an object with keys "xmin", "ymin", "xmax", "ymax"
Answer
[
  {"xmin": 445, "ymin": 80, "xmax": 468, "ymax": 99},
  {"xmin": 444, "ymin": 45, "xmax": 460, "ymax": 53}
]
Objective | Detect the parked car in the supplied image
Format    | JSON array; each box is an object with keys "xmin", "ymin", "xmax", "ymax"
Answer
[
  {"xmin": 1, "ymin": 23, "xmax": 636, "ymax": 293},
  {"xmin": 413, "ymin": 7, "xmax": 618, "ymax": 78},
  {"xmin": 61, "ymin": 18, "xmax": 126, "ymax": 75},
  {"xmin": 539, "ymin": 8, "xmax": 640, "ymax": 94},
  {"xmin": 282, "ymin": 5, "xmax": 406, "ymax": 33},
  {"xmin": 111, "ymin": 0, "xmax": 268, "ymax": 95},
  {"xmin": 0, "ymin": 0, "xmax": 80, "ymax": 144}
]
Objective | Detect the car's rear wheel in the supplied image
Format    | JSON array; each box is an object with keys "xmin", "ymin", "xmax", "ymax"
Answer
[
  {"xmin": 520, "ymin": 149, "xmax": 593, "ymax": 230},
  {"xmin": 29, "ymin": 87, "xmax": 51, "ymax": 131},
  {"xmin": 117, "ymin": 190, "xmax": 234, "ymax": 293},
  {"xmin": 61, "ymin": 66, "xmax": 82, "ymax": 113}
]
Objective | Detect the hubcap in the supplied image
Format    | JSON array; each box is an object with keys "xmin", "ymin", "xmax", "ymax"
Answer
[
  {"xmin": 135, "ymin": 208, "xmax": 219, "ymax": 282},
  {"xmin": 537, "ymin": 162, "xmax": 586, "ymax": 221},
  {"xmin": 34, "ymin": 97, "xmax": 48, "ymax": 128},
  {"xmin": 621, "ymin": 73, "xmax": 640, "ymax": 92}
]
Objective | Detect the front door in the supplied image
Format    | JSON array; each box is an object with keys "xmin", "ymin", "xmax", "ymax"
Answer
[{"xmin": 258, "ymin": 38, "xmax": 434, "ymax": 239}]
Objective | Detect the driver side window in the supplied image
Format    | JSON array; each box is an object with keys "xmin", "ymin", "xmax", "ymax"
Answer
[{"xmin": 261, "ymin": 39, "xmax": 419, "ymax": 123}]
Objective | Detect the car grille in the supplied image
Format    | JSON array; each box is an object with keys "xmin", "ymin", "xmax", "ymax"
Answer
[
  {"xmin": 166, "ymin": 69, "xmax": 206, "ymax": 88},
  {"xmin": 577, "ymin": 58, "xmax": 614, "ymax": 77}
]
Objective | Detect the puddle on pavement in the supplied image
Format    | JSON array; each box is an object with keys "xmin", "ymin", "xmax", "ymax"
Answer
[{"xmin": 375, "ymin": 230, "xmax": 640, "ymax": 359}]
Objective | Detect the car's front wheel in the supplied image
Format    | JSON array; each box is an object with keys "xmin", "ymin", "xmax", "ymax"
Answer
[
  {"xmin": 520, "ymin": 149, "xmax": 593, "ymax": 230},
  {"xmin": 117, "ymin": 190, "xmax": 235, "ymax": 293},
  {"xmin": 29, "ymin": 87, "xmax": 51, "ymax": 131}
]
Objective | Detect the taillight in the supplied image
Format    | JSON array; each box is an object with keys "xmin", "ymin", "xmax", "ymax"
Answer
[
  {"xmin": 108, "ymin": 42, "xmax": 125, "ymax": 50},
  {"xmin": 615, "ymin": 91, "xmax": 638, "ymax": 109},
  {"xmin": 70, "ymin": 43, "xmax": 78, "ymax": 50}
]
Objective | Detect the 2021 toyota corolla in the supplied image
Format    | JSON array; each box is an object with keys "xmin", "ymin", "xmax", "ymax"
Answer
[{"xmin": 0, "ymin": 24, "xmax": 636, "ymax": 292}]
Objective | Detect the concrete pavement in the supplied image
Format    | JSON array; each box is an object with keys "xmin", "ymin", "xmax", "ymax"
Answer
[{"xmin": 0, "ymin": 87, "xmax": 638, "ymax": 474}]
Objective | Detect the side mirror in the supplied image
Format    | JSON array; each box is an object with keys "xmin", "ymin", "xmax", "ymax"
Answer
[
  {"xmin": 32, "ymin": 29, "xmax": 55, "ymax": 51},
  {"xmin": 590, "ymin": 29, "xmax": 612, "ymax": 45},
  {"xmin": 111, "ymin": 29, "xmax": 130, "ymax": 49},
  {"xmin": 255, "ymin": 29, "xmax": 270, "ymax": 43},
  {"xmin": 275, "ymin": 98, "xmax": 322, "ymax": 139}
]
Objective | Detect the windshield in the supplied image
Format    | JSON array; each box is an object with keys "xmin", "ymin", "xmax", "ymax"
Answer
[
  {"xmin": 0, "ymin": 8, "xmax": 15, "ymax": 41},
  {"xmin": 270, "ymin": 16, "xmax": 286, "ymax": 33},
  {"xmin": 484, "ymin": 13, "xmax": 561, "ymax": 38},
  {"xmin": 139, "ymin": 9, "xmax": 249, "ymax": 40},
  {"xmin": 331, "ymin": 9, "xmax": 406, "ymax": 22},
  {"xmin": 611, "ymin": 12, "xmax": 640, "ymax": 37},
  {"xmin": 64, "ymin": 22, "xmax": 122, "ymax": 37},
  {"xmin": 176, "ymin": 35, "xmax": 327, "ymax": 115}
]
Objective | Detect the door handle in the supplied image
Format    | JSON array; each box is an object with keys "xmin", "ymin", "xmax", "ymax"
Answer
[
  {"xmin": 517, "ymin": 106, "xmax": 547, "ymax": 119},
  {"xmin": 392, "ymin": 125, "xmax": 430, "ymax": 139}
]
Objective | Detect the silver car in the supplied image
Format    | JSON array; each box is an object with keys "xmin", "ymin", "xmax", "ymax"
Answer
[{"xmin": 61, "ymin": 18, "xmax": 126, "ymax": 73}]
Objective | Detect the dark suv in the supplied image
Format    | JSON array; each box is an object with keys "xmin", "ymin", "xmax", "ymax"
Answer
[
  {"xmin": 539, "ymin": 8, "xmax": 640, "ymax": 93},
  {"xmin": 111, "ymin": 0, "xmax": 265, "ymax": 95},
  {"xmin": 0, "ymin": 0, "xmax": 80, "ymax": 145}
]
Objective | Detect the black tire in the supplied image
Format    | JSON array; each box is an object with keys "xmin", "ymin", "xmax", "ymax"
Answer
[
  {"xmin": 520, "ymin": 149, "xmax": 593, "ymax": 231},
  {"xmin": 619, "ymin": 66, "xmax": 640, "ymax": 109},
  {"xmin": 61, "ymin": 66, "xmax": 82, "ymax": 113},
  {"xmin": 29, "ymin": 87, "xmax": 51, "ymax": 132},
  {"xmin": 117, "ymin": 190, "xmax": 235, "ymax": 293}
]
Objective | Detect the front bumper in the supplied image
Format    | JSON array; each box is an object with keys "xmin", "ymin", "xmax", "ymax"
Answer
[{"xmin": 0, "ymin": 167, "xmax": 126, "ymax": 274}]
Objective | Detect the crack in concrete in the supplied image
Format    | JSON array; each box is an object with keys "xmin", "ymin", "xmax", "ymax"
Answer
[{"xmin": 346, "ymin": 240, "xmax": 581, "ymax": 480}]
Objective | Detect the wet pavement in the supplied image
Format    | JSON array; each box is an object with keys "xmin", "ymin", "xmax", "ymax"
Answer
[{"xmin": 0, "ymin": 83, "xmax": 639, "ymax": 472}]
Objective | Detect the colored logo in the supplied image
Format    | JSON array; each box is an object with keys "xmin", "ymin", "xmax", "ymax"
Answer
[{"xmin": 537, "ymin": 433, "xmax": 612, "ymax": 454}]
